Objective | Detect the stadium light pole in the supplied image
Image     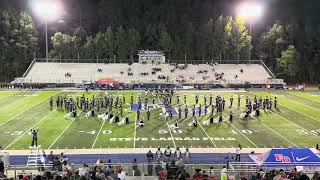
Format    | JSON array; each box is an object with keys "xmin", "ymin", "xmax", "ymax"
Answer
[
  {"xmin": 32, "ymin": 1, "xmax": 63, "ymax": 62},
  {"xmin": 237, "ymin": 2, "xmax": 263, "ymax": 63}
]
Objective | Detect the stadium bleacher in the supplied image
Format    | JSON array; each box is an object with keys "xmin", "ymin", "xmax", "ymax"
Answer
[{"xmin": 22, "ymin": 61, "xmax": 280, "ymax": 85}]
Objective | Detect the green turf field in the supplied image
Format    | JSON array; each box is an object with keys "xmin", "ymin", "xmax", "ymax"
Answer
[{"xmin": 0, "ymin": 90, "xmax": 319, "ymax": 150}]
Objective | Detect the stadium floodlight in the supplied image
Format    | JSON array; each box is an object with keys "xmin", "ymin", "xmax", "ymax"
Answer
[
  {"xmin": 32, "ymin": 0, "xmax": 63, "ymax": 61},
  {"xmin": 238, "ymin": 2, "xmax": 263, "ymax": 23},
  {"xmin": 237, "ymin": 2, "xmax": 263, "ymax": 63},
  {"xmin": 33, "ymin": 1, "xmax": 62, "ymax": 21}
]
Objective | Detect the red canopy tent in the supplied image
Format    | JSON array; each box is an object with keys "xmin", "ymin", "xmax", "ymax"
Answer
[{"xmin": 95, "ymin": 77, "xmax": 119, "ymax": 86}]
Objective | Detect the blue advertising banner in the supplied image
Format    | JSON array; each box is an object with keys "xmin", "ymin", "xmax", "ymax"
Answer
[{"xmin": 249, "ymin": 148, "xmax": 320, "ymax": 166}]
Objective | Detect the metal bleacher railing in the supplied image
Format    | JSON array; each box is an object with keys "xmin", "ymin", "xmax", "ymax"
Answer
[
  {"xmin": 34, "ymin": 58, "xmax": 264, "ymax": 64},
  {"xmin": 5, "ymin": 161, "xmax": 320, "ymax": 179},
  {"xmin": 5, "ymin": 162, "xmax": 253, "ymax": 179}
]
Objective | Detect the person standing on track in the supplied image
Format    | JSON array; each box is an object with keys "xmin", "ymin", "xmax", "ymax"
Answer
[
  {"xmin": 175, "ymin": 147, "xmax": 181, "ymax": 160},
  {"xmin": 235, "ymin": 144, "xmax": 242, "ymax": 162},
  {"xmin": 164, "ymin": 146, "xmax": 171, "ymax": 161},
  {"xmin": 184, "ymin": 148, "xmax": 191, "ymax": 163},
  {"xmin": 156, "ymin": 147, "xmax": 163, "ymax": 161}
]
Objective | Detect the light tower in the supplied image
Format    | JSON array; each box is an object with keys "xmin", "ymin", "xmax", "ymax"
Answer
[
  {"xmin": 32, "ymin": 0, "xmax": 63, "ymax": 61},
  {"xmin": 237, "ymin": 2, "xmax": 263, "ymax": 63}
]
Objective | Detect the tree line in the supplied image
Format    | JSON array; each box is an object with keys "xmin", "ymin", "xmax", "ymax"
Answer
[{"xmin": 49, "ymin": 16, "xmax": 251, "ymax": 62}]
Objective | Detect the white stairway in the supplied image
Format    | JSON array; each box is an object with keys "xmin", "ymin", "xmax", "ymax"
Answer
[{"xmin": 26, "ymin": 145, "xmax": 41, "ymax": 167}]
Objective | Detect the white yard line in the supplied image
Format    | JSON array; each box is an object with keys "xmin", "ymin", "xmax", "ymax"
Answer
[
  {"xmin": 133, "ymin": 115, "xmax": 137, "ymax": 148},
  {"xmin": 48, "ymin": 119, "xmax": 75, "ymax": 149},
  {"xmin": 271, "ymin": 111, "xmax": 320, "ymax": 138},
  {"xmin": 198, "ymin": 122, "xmax": 217, "ymax": 148},
  {"xmin": 284, "ymin": 100, "xmax": 319, "ymax": 111},
  {"xmin": 253, "ymin": 117, "xmax": 298, "ymax": 148},
  {"xmin": 5, "ymin": 109, "xmax": 57, "ymax": 150},
  {"xmin": 166, "ymin": 122, "xmax": 177, "ymax": 148},
  {"xmin": 227, "ymin": 122, "xmax": 258, "ymax": 148},
  {"xmin": 91, "ymin": 120, "xmax": 106, "ymax": 149},
  {"xmin": 0, "ymin": 92, "xmax": 59, "ymax": 127},
  {"xmin": 280, "ymin": 104, "xmax": 320, "ymax": 123},
  {"xmin": 288, "ymin": 93, "xmax": 320, "ymax": 104}
]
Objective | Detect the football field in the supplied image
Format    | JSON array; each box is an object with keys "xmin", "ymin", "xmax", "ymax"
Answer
[{"xmin": 0, "ymin": 89, "xmax": 319, "ymax": 150}]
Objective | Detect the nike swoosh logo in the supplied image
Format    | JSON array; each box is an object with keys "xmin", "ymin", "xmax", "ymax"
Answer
[{"xmin": 296, "ymin": 156, "xmax": 310, "ymax": 161}]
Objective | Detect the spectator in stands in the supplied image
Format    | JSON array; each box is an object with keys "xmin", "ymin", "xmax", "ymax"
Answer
[
  {"xmin": 312, "ymin": 171, "xmax": 319, "ymax": 180},
  {"xmin": 62, "ymin": 161, "xmax": 73, "ymax": 177},
  {"xmin": 78, "ymin": 164, "xmax": 89, "ymax": 179},
  {"xmin": 220, "ymin": 166, "xmax": 228, "ymax": 180},
  {"xmin": 299, "ymin": 171, "xmax": 310, "ymax": 180},
  {"xmin": 105, "ymin": 164, "xmax": 113, "ymax": 176},
  {"xmin": 167, "ymin": 160, "xmax": 177, "ymax": 179},
  {"xmin": 47, "ymin": 151, "xmax": 54, "ymax": 165},
  {"xmin": 40, "ymin": 150, "xmax": 47, "ymax": 168},
  {"xmin": 193, "ymin": 169, "xmax": 202, "ymax": 179},
  {"xmin": 161, "ymin": 160, "xmax": 167, "ymax": 171},
  {"xmin": 177, "ymin": 169, "xmax": 190, "ymax": 180},
  {"xmin": 0, "ymin": 159, "xmax": 4, "ymax": 173},
  {"xmin": 224, "ymin": 152, "xmax": 232, "ymax": 169},
  {"xmin": 109, "ymin": 169, "xmax": 119, "ymax": 180},
  {"xmin": 96, "ymin": 167, "xmax": 106, "ymax": 179},
  {"xmin": 132, "ymin": 158, "xmax": 138, "ymax": 171},
  {"xmin": 52, "ymin": 156, "xmax": 62, "ymax": 171},
  {"xmin": 155, "ymin": 162, "xmax": 162, "ymax": 176},
  {"xmin": 176, "ymin": 158, "xmax": 185, "ymax": 171},
  {"xmin": 273, "ymin": 169, "xmax": 282, "ymax": 180},
  {"xmin": 73, "ymin": 171, "xmax": 80, "ymax": 180},
  {"xmin": 133, "ymin": 168, "xmax": 141, "ymax": 176},
  {"xmin": 118, "ymin": 169, "xmax": 126, "ymax": 180},
  {"xmin": 207, "ymin": 167, "xmax": 214, "ymax": 178},
  {"xmin": 60, "ymin": 153, "xmax": 65, "ymax": 162},
  {"xmin": 91, "ymin": 166, "xmax": 98, "ymax": 179},
  {"xmin": 115, "ymin": 162, "xmax": 123, "ymax": 173},
  {"xmin": 147, "ymin": 150, "xmax": 153, "ymax": 162},
  {"xmin": 0, "ymin": 172, "xmax": 5, "ymax": 179},
  {"xmin": 159, "ymin": 168, "xmax": 168, "ymax": 180}
]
